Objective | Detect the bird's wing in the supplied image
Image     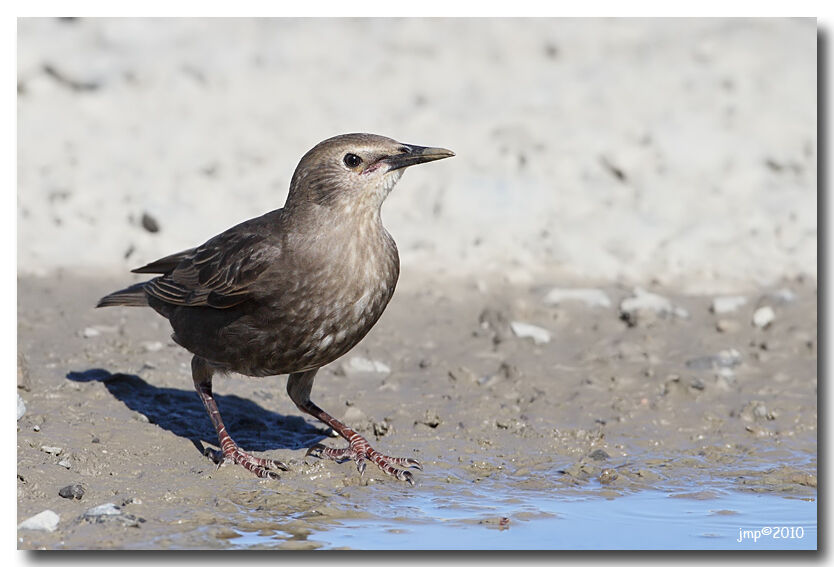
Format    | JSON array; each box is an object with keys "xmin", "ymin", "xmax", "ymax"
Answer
[
  {"xmin": 140, "ymin": 215, "xmax": 281, "ymax": 310},
  {"xmin": 131, "ymin": 249, "xmax": 198, "ymax": 274}
]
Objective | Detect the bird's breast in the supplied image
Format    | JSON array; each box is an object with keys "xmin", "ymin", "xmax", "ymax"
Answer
[{"xmin": 242, "ymin": 222, "xmax": 399, "ymax": 375}]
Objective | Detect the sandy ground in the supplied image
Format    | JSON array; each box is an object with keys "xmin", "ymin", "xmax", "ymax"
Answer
[
  {"xmin": 16, "ymin": 17, "xmax": 818, "ymax": 550},
  {"xmin": 16, "ymin": 270, "xmax": 816, "ymax": 549}
]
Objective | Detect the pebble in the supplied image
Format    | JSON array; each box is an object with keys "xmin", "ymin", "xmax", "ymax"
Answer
[
  {"xmin": 588, "ymin": 448, "xmax": 610, "ymax": 461},
  {"xmin": 140, "ymin": 341, "xmax": 164, "ymax": 352},
  {"xmin": 618, "ymin": 287, "xmax": 689, "ymax": 326},
  {"xmin": 715, "ymin": 319, "xmax": 741, "ymax": 333},
  {"xmin": 82, "ymin": 502, "xmax": 145, "ymax": 527},
  {"xmin": 510, "ymin": 321, "xmax": 551, "ymax": 345},
  {"xmin": 84, "ymin": 503, "xmax": 122, "ymax": 517},
  {"xmin": 40, "ymin": 445, "xmax": 63, "ymax": 456},
  {"xmin": 141, "ymin": 212, "xmax": 160, "ymax": 233},
  {"xmin": 342, "ymin": 356, "xmax": 390, "ymax": 375},
  {"xmin": 81, "ymin": 325, "xmax": 117, "ymax": 338},
  {"xmin": 18, "ymin": 510, "xmax": 60, "ymax": 532},
  {"xmin": 752, "ymin": 306, "xmax": 775, "ymax": 328},
  {"xmin": 599, "ymin": 468, "xmax": 618, "ymax": 484},
  {"xmin": 543, "ymin": 288, "xmax": 612, "ymax": 308},
  {"xmin": 711, "ymin": 295, "xmax": 747, "ymax": 314},
  {"xmin": 57, "ymin": 459, "xmax": 72, "ymax": 469},
  {"xmin": 58, "ymin": 484, "xmax": 85, "ymax": 500},
  {"xmin": 17, "ymin": 394, "xmax": 26, "ymax": 420}
]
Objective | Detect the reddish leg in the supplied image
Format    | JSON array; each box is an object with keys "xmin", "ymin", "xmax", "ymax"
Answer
[
  {"xmin": 192, "ymin": 356, "xmax": 288, "ymax": 479},
  {"xmin": 287, "ymin": 369, "xmax": 421, "ymax": 485}
]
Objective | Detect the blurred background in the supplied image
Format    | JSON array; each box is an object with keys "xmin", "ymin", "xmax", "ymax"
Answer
[{"xmin": 17, "ymin": 18, "xmax": 817, "ymax": 293}]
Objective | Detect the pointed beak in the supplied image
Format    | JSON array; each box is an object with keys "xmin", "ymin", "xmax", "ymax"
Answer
[{"xmin": 384, "ymin": 144, "xmax": 455, "ymax": 171}]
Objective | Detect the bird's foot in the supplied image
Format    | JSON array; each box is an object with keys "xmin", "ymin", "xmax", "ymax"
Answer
[
  {"xmin": 204, "ymin": 445, "xmax": 289, "ymax": 480},
  {"xmin": 306, "ymin": 435, "xmax": 422, "ymax": 485}
]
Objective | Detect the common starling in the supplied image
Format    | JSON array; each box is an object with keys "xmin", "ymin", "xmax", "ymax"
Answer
[{"xmin": 97, "ymin": 133, "xmax": 454, "ymax": 484}]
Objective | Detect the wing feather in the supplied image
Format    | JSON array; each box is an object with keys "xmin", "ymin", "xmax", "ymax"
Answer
[{"xmin": 139, "ymin": 212, "xmax": 282, "ymax": 309}]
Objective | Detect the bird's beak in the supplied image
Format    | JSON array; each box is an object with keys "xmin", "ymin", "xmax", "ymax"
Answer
[{"xmin": 384, "ymin": 144, "xmax": 455, "ymax": 171}]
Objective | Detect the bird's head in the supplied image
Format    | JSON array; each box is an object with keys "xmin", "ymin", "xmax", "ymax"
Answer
[{"xmin": 286, "ymin": 133, "xmax": 454, "ymax": 217}]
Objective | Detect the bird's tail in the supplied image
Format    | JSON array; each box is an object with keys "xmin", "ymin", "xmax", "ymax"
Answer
[{"xmin": 96, "ymin": 282, "xmax": 149, "ymax": 308}]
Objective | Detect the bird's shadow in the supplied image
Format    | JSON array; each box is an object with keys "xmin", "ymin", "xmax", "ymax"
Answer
[{"xmin": 66, "ymin": 368, "xmax": 328, "ymax": 455}]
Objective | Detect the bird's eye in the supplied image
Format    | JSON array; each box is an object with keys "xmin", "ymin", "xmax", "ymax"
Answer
[{"xmin": 343, "ymin": 153, "xmax": 363, "ymax": 168}]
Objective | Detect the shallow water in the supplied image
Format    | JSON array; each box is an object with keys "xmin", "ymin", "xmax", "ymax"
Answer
[{"xmin": 228, "ymin": 484, "xmax": 817, "ymax": 550}]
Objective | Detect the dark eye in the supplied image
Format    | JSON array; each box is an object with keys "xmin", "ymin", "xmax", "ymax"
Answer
[{"xmin": 343, "ymin": 153, "xmax": 362, "ymax": 168}]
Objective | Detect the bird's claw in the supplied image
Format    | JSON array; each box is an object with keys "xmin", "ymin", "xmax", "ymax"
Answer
[
  {"xmin": 306, "ymin": 437, "xmax": 421, "ymax": 484},
  {"xmin": 204, "ymin": 446, "xmax": 288, "ymax": 480}
]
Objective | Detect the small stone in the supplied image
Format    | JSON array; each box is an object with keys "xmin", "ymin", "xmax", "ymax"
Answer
[
  {"xmin": 599, "ymin": 468, "xmax": 618, "ymax": 484},
  {"xmin": 715, "ymin": 319, "xmax": 741, "ymax": 333},
  {"xmin": 82, "ymin": 502, "xmax": 145, "ymax": 527},
  {"xmin": 57, "ymin": 459, "xmax": 72, "ymax": 469},
  {"xmin": 82, "ymin": 327, "xmax": 100, "ymax": 338},
  {"xmin": 141, "ymin": 212, "xmax": 160, "ymax": 233},
  {"xmin": 342, "ymin": 356, "xmax": 390, "ymax": 375},
  {"xmin": 619, "ymin": 287, "xmax": 689, "ymax": 326},
  {"xmin": 753, "ymin": 306, "xmax": 775, "ymax": 328},
  {"xmin": 18, "ymin": 510, "xmax": 60, "ymax": 532},
  {"xmin": 58, "ymin": 484, "xmax": 85, "ymax": 500},
  {"xmin": 588, "ymin": 449, "xmax": 610, "ymax": 461},
  {"xmin": 40, "ymin": 445, "xmax": 63, "ymax": 456},
  {"xmin": 510, "ymin": 321, "xmax": 551, "ymax": 345},
  {"xmin": 140, "ymin": 341, "xmax": 164, "ymax": 352},
  {"xmin": 543, "ymin": 288, "xmax": 612, "ymax": 308},
  {"xmin": 17, "ymin": 394, "xmax": 26, "ymax": 420},
  {"xmin": 84, "ymin": 503, "xmax": 121, "ymax": 517},
  {"xmin": 711, "ymin": 296, "xmax": 747, "ymax": 314}
]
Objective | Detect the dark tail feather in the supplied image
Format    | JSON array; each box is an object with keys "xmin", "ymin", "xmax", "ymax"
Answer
[{"xmin": 96, "ymin": 282, "xmax": 149, "ymax": 308}]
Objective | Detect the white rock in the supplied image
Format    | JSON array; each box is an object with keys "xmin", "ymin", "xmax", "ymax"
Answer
[
  {"xmin": 18, "ymin": 510, "xmax": 59, "ymax": 532},
  {"xmin": 82, "ymin": 327, "xmax": 100, "ymax": 338},
  {"xmin": 141, "ymin": 341, "xmax": 164, "ymax": 352},
  {"xmin": 543, "ymin": 288, "xmax": 612, "ymax": 308},
  {"xmin": 619, "ymin": 287, "xmax": 689, "ymax": 319},
  {"xmin": 510, "ymin": 321, "xmax": 551, "ymax": 345},
  {"xmin": 344, "ymin": 356, "xmax": 391, "ymax": 375},
  {"xmin": 40, "ymin": 445, "xmax": 63, "ymax": 456},
  {"xmin": 17, "ymin": 394, "xmax": 26, "ymax": 420},
  {"xmin": 711, "ymin": 295, "xmax": 747, "ymax": 314},
  {"xmin": 84, "ymin": 503, "xmax": 121, "ymax": 517},
  {"xmin": 752, "ymin": 306, "xmax": 775, "ymax": 328}
]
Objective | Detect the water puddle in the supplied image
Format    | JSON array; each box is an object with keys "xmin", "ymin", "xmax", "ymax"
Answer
[{"xmin": 228, "ymin": 485, "xmax": 817, "ymax": 550}]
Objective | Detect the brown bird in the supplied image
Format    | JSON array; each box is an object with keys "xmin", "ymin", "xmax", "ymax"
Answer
[{"xmin": 98, "ymin": 133, "xmax": 454, "ymax": 484}]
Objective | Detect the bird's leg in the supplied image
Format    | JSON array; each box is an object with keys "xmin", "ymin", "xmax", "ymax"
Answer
[
  {"xmin": 192, "ymin": 356, "xmax": 288, "ymax": 479},
  {"xmin": 287, "ymin": 369, "xmax": 421, "ymax": 485}
]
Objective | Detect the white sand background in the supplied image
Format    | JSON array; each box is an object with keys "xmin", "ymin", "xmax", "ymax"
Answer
[{"xmin": 17, "ymin": 18, "xmax": 817, "ymax": 293}]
